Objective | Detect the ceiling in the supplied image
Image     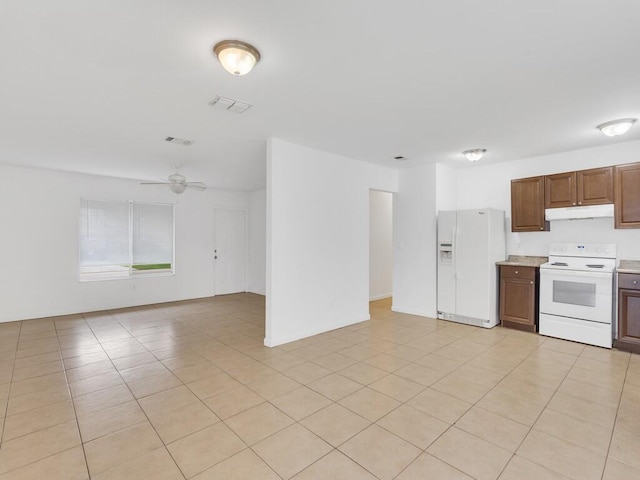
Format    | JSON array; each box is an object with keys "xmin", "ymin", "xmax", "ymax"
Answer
[{"xmin": 1, "ymin": 0, "xmax": 640, "ymax": 191}]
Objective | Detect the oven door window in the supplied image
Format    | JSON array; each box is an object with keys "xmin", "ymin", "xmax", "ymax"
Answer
[{"xmin": 553, "ymin": 280, "xmax": 596, "ymax": 307}]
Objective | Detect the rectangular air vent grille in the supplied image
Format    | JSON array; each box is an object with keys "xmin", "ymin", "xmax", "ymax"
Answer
[
  {"xmin": 209, "ymin": 96, "xmax": 253, "ymax": 113},
  {"xmin": 165, "ymin": 137, "xmax": 194, "ymax": 146}
]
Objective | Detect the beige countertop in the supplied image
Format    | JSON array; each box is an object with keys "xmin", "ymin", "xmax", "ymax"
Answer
[
  {"xmin": 496, "ymin": 255, "xmax": 548, "ymax": 267},
  {"xmin": 618, "ymin": 260, "xmax": 640, "ymax": 274}
]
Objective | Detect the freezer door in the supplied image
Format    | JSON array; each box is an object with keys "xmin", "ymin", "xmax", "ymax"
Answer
[{"xmin": 437, "ymin": 211, "xmax": 456, "ymax": 315}]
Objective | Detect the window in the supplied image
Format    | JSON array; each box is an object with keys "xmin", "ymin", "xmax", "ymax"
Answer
[{"xmin": 79, "ymin": 199, "xmax": 174, "ymax": 280}]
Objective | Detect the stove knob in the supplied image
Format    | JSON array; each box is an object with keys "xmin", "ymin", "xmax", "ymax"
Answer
[
  {"xmin": 596, "ymin": 247, "xmax": 602, "ymax": 254},
  {"xmin": 604, "ymin": 248, "xmax": 610, "ymax": 254}
]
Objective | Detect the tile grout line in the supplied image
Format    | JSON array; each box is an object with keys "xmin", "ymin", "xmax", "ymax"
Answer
[
  {"xmin": 489, "ymin": 339, "xmax": 581, "ymax": 480},
  {"xmin": 54, "ymin": 316, "xmax": 94, "ymax": 479},
  {"xmin": 387, "ymin": 330, "xmax": 534, "ymax": 480},
  {"xmin": 84, "ymin": 308, "xmax": 190, "ymax": 480},
  {"xmin": 1, "ymin": 318, "xmax": 89, "ymax": 478},
  {"xmin": 599, "ymin": 351, "xmax": 632, "ymax": 480},
  {"xmin": 0, "ymin": 320, "xmax": 22, "ymax": 447}
]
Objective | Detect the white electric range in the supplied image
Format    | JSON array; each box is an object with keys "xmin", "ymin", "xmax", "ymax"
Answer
[{"xmin": 539, "ymin": 243, "xmax": 616, "ymax": 348}]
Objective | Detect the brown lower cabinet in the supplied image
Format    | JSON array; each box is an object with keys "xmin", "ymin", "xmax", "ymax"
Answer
[
  {"xmin": 616, "ymin": 273, "xmax": 640, "ymax": 353},
  {"xmin": 499, "ymin": 265, "xmax": 538, "ymax": 332}
]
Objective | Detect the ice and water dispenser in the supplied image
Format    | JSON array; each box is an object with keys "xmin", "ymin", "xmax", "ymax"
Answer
[{"xmin": 439, "ymin": 242, "xmax": 453, "ymax": 265}]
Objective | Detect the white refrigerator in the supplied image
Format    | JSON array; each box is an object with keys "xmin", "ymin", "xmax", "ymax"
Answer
[{"xmin": 437, "ymin": 208, "xmax": 506, "ymax": 328}]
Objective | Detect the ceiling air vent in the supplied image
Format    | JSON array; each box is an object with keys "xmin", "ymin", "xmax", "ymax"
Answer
[
  {"xmin": 165, "ymin": 136, "xmax": 194, "ymax": 146},
  {"xmin": 209, "ymin": 95, "xmax": 253, "ymax": 113}
]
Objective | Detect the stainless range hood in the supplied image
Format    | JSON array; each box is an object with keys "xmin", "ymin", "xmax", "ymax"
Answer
[{"xmin": 545, "ymin": 204, "xmax": 614, "ymax": 221}]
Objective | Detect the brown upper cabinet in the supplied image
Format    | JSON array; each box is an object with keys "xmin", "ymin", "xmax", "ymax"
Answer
[
  {"xmin": 545, "ymin": 172, "xmax": 575, "ymax": 208},
  {"xmin": 544, "ymin": 166, "xmax": 613, "ymax": 209},
  {"xmin": 615, "ymin": 163, "xmax": 640, "ymax": 228},
  {"xmin": 511, "ymin": 176, "xmax": 549, "ymax": 232}
]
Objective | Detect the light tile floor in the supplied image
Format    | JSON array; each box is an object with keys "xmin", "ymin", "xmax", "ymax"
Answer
[{"xmin": 0, "ymin": 294, "xmax": 639, "ymax": 479}]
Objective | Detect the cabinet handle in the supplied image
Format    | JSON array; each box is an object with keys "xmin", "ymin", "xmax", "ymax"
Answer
[
  {"xmin": 515, "ymin": 270, "xmax": 518, "ymax": 274},
  {"xmin": 578, "ymin": 202, "xmax": 582, "ymax": 205},
  {"xmin": 572, "ymin": 202, "xmax": 576, "ymax": 206},
  {"xmin": 530, "ymin": 281, "xmax": 533, "ymax": 284},
  {"xmin": 540, "ymin": 227, "xmax": 543, "ymax": 230},
  {"xmin": 634, "ymin": 280, "xmax": 638, "ymax": 285}
]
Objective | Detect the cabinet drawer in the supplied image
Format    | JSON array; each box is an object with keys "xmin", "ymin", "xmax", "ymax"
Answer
[
  {"xmin": 500, "ymin": 265, "xmax": 536, "ymax": 280},
  {"xmin": 619, "ymin": 273, "xmax": 640, "ymax": 290}
]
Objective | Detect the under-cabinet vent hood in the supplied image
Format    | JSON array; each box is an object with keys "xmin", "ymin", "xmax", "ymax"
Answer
[{"xmin": 545, "ymin": 203, "xmax": 614, "ymax": 221}]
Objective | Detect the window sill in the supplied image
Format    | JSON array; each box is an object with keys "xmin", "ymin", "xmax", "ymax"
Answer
[{"xmin": 78, "ymin": 271, "xmax": 175, "ymax": 283}]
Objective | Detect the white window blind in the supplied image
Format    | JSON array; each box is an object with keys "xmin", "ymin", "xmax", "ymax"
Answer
[
  {"xmin": 79, "ymin": 199, "xmax": 174, "ymax": 279},
  {"xmin": 132, "ymin": 203, "xmax": 174, "ymax": 268}
]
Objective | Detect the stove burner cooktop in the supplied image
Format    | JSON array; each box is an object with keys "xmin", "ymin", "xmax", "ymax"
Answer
[{"xmin": 541, "ymin": 242, "xmax": 617, "ymax": 274}]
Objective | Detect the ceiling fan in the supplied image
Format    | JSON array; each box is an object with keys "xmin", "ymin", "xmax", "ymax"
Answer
[{"xmin": 141, "ymin": 172, "xmax": 206, "ymax": 194}]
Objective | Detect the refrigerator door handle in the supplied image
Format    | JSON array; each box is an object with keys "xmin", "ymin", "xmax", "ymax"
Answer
[{"xmin": 452, "ymin": 226, "xmax": 458, "ymax": 279}]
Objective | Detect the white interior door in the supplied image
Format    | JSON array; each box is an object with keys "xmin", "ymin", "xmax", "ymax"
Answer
[{"xmin": 214, "ymin": 209, "xmax": 247, "ymax": 295}]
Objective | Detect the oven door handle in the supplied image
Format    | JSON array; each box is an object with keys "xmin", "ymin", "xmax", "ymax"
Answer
[{"xmin": 540, "ymin": 269, "xmax": 613, "ymax": 279}]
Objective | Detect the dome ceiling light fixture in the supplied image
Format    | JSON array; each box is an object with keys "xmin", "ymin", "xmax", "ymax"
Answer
[
  {"xmin": 597, "ymin": 118, "xmax": 637, "ymax": 137},
  {"xmin": 463, "ymin": 148, "xmax": 487, "ymax": 162},
  {"xmin": 213, "ymin": 40, "xmax": 261, "ymax": 76}
]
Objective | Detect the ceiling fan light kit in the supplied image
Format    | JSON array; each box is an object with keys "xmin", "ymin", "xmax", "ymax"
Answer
[
  {"xmin": 213, "ymin": 40, "xmax": 261, "ymax": 76},
  {"xmin": 141, "ymin": 172, "xmax": 206, "ymax": 195},
  {"xmin": 170, "ymin": 183, "xmax": 187, "ymax": 194}
]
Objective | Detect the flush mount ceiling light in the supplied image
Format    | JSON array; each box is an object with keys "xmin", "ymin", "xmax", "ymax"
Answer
[
  {"xmin": 463, "ymin": 149, "xmax": 487, "ymax": 162},
  {"xmin": 213, "ymin": 40, "xmax": 261, "ymax": 76},
  {"xmin": 597, "ymin": 118, "xmax": 637, "ymax": 137}
]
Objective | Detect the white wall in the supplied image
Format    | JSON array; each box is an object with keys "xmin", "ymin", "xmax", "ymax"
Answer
[
  {"xmin": 435, "ymin": 163, "xmax": 458, "ymax": 211},
  {"xmin": 369, "ymin": 190, "xmax": 393, "ymax": 300},
  {"xmin": 248, "ymin": 189, "xmax": 267, "ymax": 295},
  {"xmin": 455, "ymin": 140, "xmax": 640, "ymax": 259},
  {"xmin": 392, "ymin": 164, "xmax": 438, "ymax": 317},
  {"xmin": 0, "ymin": 164, "xmax": 250, "ymax": 323},
  {"xmin": 265, "ymin": 139, "xmax": 398, "ymax": 347}
]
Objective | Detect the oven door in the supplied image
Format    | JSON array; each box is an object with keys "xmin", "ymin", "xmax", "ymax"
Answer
[{"xmin": 539, "ymin": 268, "xmax": 613, "ymax": 323}]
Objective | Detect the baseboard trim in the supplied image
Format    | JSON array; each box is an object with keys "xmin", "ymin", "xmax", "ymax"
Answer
[
  {"xmin": 264, "ymin": 314, "xmax": 371, "ymax": 347},
  {"xmin": 369, "ymin": 293, "xmax": 392, "ymax": 301},
  {"xmin": 391, "ymin": 305, "xmax": 435, "ymax": 318}
]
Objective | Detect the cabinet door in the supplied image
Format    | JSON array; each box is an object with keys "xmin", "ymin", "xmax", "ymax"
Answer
[
  {"xmin": 615, "ymin": 163, "xmax": 640, "ymax": 228},
  {"xmin": 511, "ymin": 176, "xmax": 549, "ymax": 232},
  {"xmin": 545, "ymin": 172, "xmax": 576, "ymax": 208},
  {"xmin": 618, "ymin": 288, "xmax": 640, "ymax": 348},
  {"xmin": 500, "ymin": 276, "xmax": 535, "ymax": 327},
  {"xmin": 577, "ymin": 166, "xmax": 613, "ymax": 206}
]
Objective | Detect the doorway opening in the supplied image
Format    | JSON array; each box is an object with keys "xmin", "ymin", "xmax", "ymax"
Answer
[{"xmin": 369, "ymin": 190, "xmax": 393, "ymax": 313}]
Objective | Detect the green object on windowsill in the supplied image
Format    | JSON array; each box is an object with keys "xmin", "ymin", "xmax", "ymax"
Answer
[{"xmin": 131, "ymin": 263, "xmax": 172, "ymax": 270}]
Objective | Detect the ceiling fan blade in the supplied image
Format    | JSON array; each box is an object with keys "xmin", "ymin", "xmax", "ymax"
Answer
[
  {"xmin": 186, "ymin": 182, "xmax": 207, "ymax": 190},
  {"xmin": 140, "ymin": 182, "xmax": 170, "ymax": 185}
]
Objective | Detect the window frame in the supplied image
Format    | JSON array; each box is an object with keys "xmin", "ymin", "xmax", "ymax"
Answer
[{"xmin": 79, "ymin": 198, "xmax": 175, "ymax": 282}]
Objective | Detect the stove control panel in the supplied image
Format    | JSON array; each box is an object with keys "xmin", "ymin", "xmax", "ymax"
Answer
[{"xmin": 548, "ymin": 243, "xmax": 616, "ymax": 259}]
